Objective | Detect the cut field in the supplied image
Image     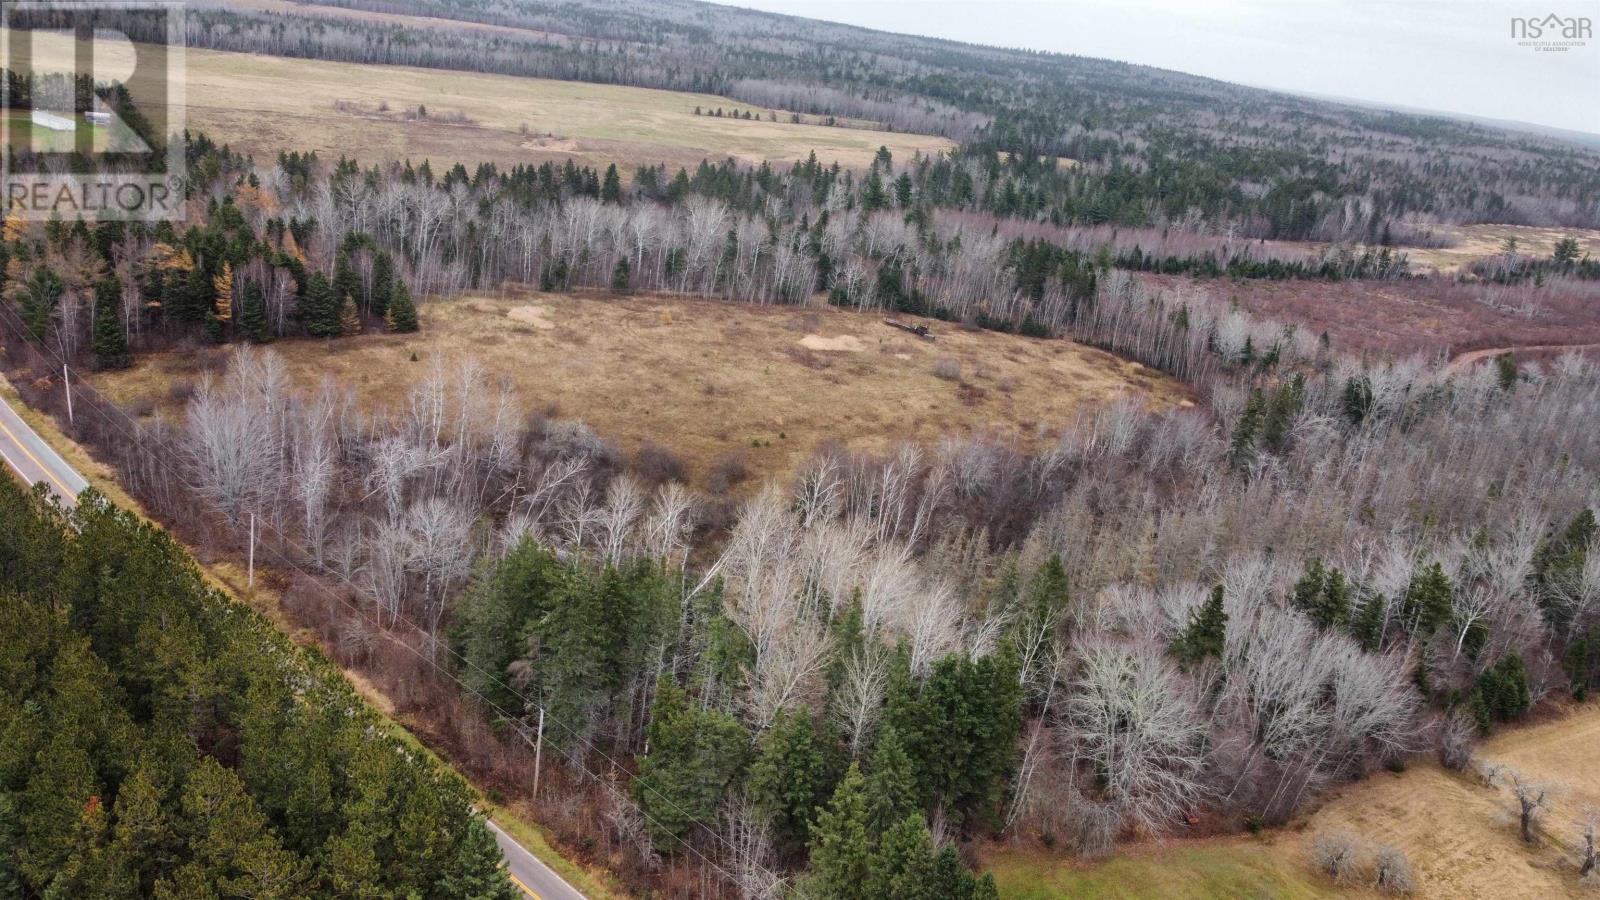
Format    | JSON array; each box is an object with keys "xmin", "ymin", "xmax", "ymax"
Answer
[
  {"xmin": 89, "ymin": 290, "xmax": 1187, "ymax": 487},
  {"xmin": 985, "ymin": 702, "xmax": 1600, "ymax": 899},
  {"xmin": 11, "ymin": 29, "xmax": 953, "ymax": 170}
]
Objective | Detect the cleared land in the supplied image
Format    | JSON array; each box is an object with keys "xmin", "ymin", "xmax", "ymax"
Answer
[
  {"xmin": 13, "ymin": 29, "xmax": 953, "ymax": 170},
  {"xmin": 986, "ymin": 702, "xmax": 1600, "ymax": 899},
  {"xmin": 1406, "ymin": 224, "xmax": 1600, "ymax": 275},
  {"xmin": 1146, "ymin": 272, "xmax": 1600, "ymax": 358},
  {"xmin": 89, "ymin": 290, "xmax": 1186, "ymax": 487}
]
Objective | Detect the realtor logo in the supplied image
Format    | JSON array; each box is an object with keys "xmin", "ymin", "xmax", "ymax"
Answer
[
  {"xmin": 0, "ymin": 0, "xmax": 187, "ymax": 221},
  {"xmin": 1510, "ymin": 13, "xmax": 1593, "ymax": 51}
]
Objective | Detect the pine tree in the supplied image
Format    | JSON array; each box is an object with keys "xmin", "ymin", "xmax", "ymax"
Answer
[
  {"xmin": 867, "ymin": 813, "xmax": 939, "ymax": 900},
  {"xmin": 803, "ymin": 763, "xmax": 873, "ymax": 898},
  {"xmin": 749, "ymin": 710, "xmax": 833, "ymax": 852},
  {"xmin": 369, "ymin": 251, "xmax": 394, "ymax": 319},
  {"xmin": 864, "ymin": 725, "xmax": 919, "ymax": 832},
  {"xmin": 601, "ymin": 163, "xmax": 623, "ymax": 204},
  {"xmin": 632, "ymin": 678, "xmax": 748, "ymax": 849},
  {"xmin": 1350, "ymin": 595, "xmax": 1387, "ymax": 652},
  {"xmin": 240, "ymin": 282, "xmax": 270, "ymax": 343},
  {"xmin": 303, "ymin": 271, "xmax": 341, "ymax": 338},
  {"xmin": 90, "ymin": 277, "xmax": 130, "ymax": 369},
  {"xmin": 1399, "ymin": 562, "xmax": 1453, "ymax": 635},
  {"xmin": 1172, "ymin": 585, "xmax": 1227, "ymax": 664},
  {"xmin": 386, "ymin": 279, "xmax": 419, "ymax": 333},
  {"xmin": 611, "ymin": 257, "xmax": 631, "ymax": 293},
  {"xmin": 1228, "ymin": 388, "xmax": 1264, "ymax": 469}
]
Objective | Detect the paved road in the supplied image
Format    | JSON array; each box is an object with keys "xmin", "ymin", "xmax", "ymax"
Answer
[
  {"xmin": 0, "ymin": 395, "xmax": 87, "ymax": 506},
  {"xmin": 0, "ymin": 394, "xmax": 581, "ymax": 899},
  {"xmin": 487, "ymin": 817, "xmax": 587, "ymax": 900}
]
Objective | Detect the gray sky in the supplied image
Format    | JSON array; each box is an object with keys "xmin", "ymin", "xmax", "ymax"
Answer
[{"xmin": 729, "ymin": 0, "xmax": 1600, "ymax": 135}]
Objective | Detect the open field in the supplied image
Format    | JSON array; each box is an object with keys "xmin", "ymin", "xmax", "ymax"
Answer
[
  {"xmin": 12, "ymin": 29, "xmax": 952, "ymax": 170},
  {"xmin": 986, "ymin": 702, "xmax": 1600, "ymax": 899},
  {"xmin": 88, "ymin": 290, "xmax": 1187, "ymax": 487},
  {"xmin": 1146, "ymin": 272, "xmax": 1600, "ymax": 358},
  {"xmin": 1406, "ymin": 224, "xmax": 1600, "ymax": 274}
]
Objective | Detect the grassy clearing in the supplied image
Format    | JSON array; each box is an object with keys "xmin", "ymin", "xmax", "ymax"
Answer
[
  {"xmin": 13, "ymin": 29, "xmax": 952, "ymax": 170},
  {"xmin": 90, "ymin": 289, "xmax": 1188, "ymax": 487},
  {"xmin": 983, "ymin": 840, "xmax": 1329, "ymax": 900},
  {"xmin": 985, "ymin": 702, "xmax": 1600, "ymax": 899},
  {"xmin": 1407, "ymin": 224, "xmax": 1600, "ymax": 274}
]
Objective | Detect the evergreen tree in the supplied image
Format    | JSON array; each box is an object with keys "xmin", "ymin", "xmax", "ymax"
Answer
[
  {"xmin": 864, "ymin": 724, "xmax": 919, "ymax": 833},
  {"xmin": 749, "ymin": 710, "xmax": 833, "ymax": 852},
  {"xmin": 803, "ymin": 763, "xmax": 872, "ymax": 898},
  {"xmin": 240, "ymin": 282, "xmax": 271, "ymax": 343},
  {"xmin": 862, "ymin": 169, "xmax": 889, "ymax": 211},
  {"xmin": 1290, "ymin": 558, "xmax": 1350, "ymax": 629},
  {"xmin": 1228, "ymin": 388, "xmax": 1265, "ymax": 469},
  {"xmin": 632, "ymin": 679, "xmax": 748, "ymax": 849},
  {"xmin": 386, "ymin": 279, "xmax": 419, "ymax": 333},
  {"xmin": 90, "ymin": 277, "xmax": 130, "ymax": 369},
  {"xmin": 601, "ymin": 163, "xmax": 623, "ymax": 204},
  {"xmin": 369, "ymin": 251, "xmax": 394, "ymax": 319},
  {"xmin": 611, "ymin": 257, "xmax": 632, "ymax": 293},
  {"xmin": 1172, "ymin": 585, "xmax": 1228, "ymax": 664},
  {"xmin": 303, "ymin": 271, "xmax": 341, "ymax": 338},
  {"xmin": 1399, "ymin": 562, "xmax": 1453, "ymax": 635},
  {"xmin": 1350, "ymin": 594, "xmax": 1387, "ymax": 652}
]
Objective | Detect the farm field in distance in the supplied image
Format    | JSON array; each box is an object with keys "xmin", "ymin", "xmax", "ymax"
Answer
[
  {"xmin": 88, "ymin": 290, "xmax": 1187, "ymax": 488},
  {"xmin": 12, "ymin": 28, "xmax": 954, "ymax": 170},
  {"xmin": 987, "ymin": 702, "xmax": 1600, "ymax": 900}
]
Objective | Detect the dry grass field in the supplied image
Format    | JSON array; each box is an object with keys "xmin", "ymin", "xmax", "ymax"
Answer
[
  {"xmin": 13, "ymin": 28, "xmax": 952, "ymax": 170},
  {"xmin": 1407, "ymin": 224, "xmax": 1600, "ymax": 274},
  {"xmin": 89, "ymin": 290, "xmax": 1186, "ymax": 487},
  {"xmin": 986, "ymin": 702, "xmax": 1600, "ymax": 899}
]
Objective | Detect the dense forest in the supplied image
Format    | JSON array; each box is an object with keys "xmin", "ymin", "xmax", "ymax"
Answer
[
  {"xmin": 5, "ymin": 129, "xmax": 1600, "ymax": 897},
  {"xmin": 155, "ymin": 0, "xmax": 1600, "ymax": 234},
  {"xmin": 0, "ymin": 479, "xmax": 517, "ymax": 897}
]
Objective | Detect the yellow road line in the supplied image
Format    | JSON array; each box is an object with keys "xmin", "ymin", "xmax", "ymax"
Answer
[
  {"xmin": 0, "ymin": 408, "xmax": 76, "ymax": 500},
  {"xmin": 508, "ymin": 872, "xmax": 541, "ymax": 899}
]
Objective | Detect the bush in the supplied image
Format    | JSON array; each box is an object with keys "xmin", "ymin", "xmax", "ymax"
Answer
[
  {"xmin": 707, "ymin": 453, "xmax": 750, "ymax": 495},
  {"xmin": 1374, "ymin": 844, "xmax": 1416, "ymax": 894},
  {"xmin": 933, "ymin": 356, "xmax": 962, "ymax": 380},
  {"xmin": 1312, "ymin": 830, "xmax": 1362, "ymax": 884},
  {"xmin": 635, "ymin": 442, "xmax": 688, "ymax": 486}
]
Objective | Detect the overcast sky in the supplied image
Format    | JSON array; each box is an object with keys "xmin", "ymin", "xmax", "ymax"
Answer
[{"xmin": 727, "ymin": 0, "xmax": 1600, "ymax": 135}]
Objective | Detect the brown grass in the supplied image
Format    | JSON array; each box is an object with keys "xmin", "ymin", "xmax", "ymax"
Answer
[
  {"xmin": 90, "ymin": 289, "xmax": 1188, "ymax": 487},
  {"xmin": 1407, "ymin": 224, "xmax": 1600, "ymax": 275},
  {"xmin": 986, "ymin": 702, "xmax": 1600, "ymax": 899},
  {"xmin": 11, "ymin": 28, "xmax": 952, "ymax": 170},
  {"xmin": 1146, "ymin": 272, "xmax": 1600, "ymax": 359}
]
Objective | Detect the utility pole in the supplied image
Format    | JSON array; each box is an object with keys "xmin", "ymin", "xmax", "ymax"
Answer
[
  {"xmin": 532, "ymin": 706, "xmax": 545, "ymax": 799},
  {"xmin": 62, "ymin": 365, "xmax": 73, "ymax": 426}
]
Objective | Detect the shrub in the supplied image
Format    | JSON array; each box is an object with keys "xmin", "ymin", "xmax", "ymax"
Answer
[
  {"xmin": 1312, "ymin": 830, "xmax": 1363, "ymax": 884},
  {"xmin": 1374, "ymin": 844, "xmax": 1416, "ymax": 894},
  {"xmin": 933, "ymin": 356, "xmax": 961, "ymax": 380}
]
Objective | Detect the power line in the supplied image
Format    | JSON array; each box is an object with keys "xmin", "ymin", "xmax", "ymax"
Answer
[{"xmin": 0, "ymin": 302, "xmax": 786, "ymax": 893}]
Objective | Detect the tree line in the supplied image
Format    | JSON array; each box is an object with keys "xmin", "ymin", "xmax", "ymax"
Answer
[{"xmin": 0, "ymin": 479, "xmax": 517, "ymax": 898}]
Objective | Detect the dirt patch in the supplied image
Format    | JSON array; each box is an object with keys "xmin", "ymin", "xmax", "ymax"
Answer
[
  {"xmin": 507, "ymin": 305, "xmax": 557, "ymax": 329},
  {"xmin": 798, "ymin": 333, "xmax": 865, "ymax": 352}
]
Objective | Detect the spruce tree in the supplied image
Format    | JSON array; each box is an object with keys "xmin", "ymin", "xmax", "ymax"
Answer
[
  {"xmin": 1350, "ymin": 595, "xmax": 1387, "ymax": 652},
  {"xmin": 748, "ymin": 710, "xmax": 832, "ymax": 852},
  {"xmin": 1172, "ymin": 585, "xmax": 1227, "ymax": 664},
  {"xmin": 864, "ymin": 724, "xmax": 919, "ymax": 833},
  {"xmin": 611, "ymin": 256, "xmax": 631, "ymax": 293},
  {"xmin": 386, "ymin": 279, "xmax": 419, "ymax": 333},
  {"xmin": 90, "ymin": 277, "xmax": 130, "ymax": 369},
  {"xmin": 369, "ymin": 251, "xmax": 394, "ymax": 319},
  {"xmin": 601, "ymin": 163, "xmax": 623, "ymax": 204},
  {"xmin": 803, "ymin": 763, "xmax": 872, "ymax": 898},
  {"xmin": 303, "ymin": 271, "xmax": 341, "ymax": 338},
  {"xmin": 240, "ymin": 282, "xmax": 271, "ymax": 343}
]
